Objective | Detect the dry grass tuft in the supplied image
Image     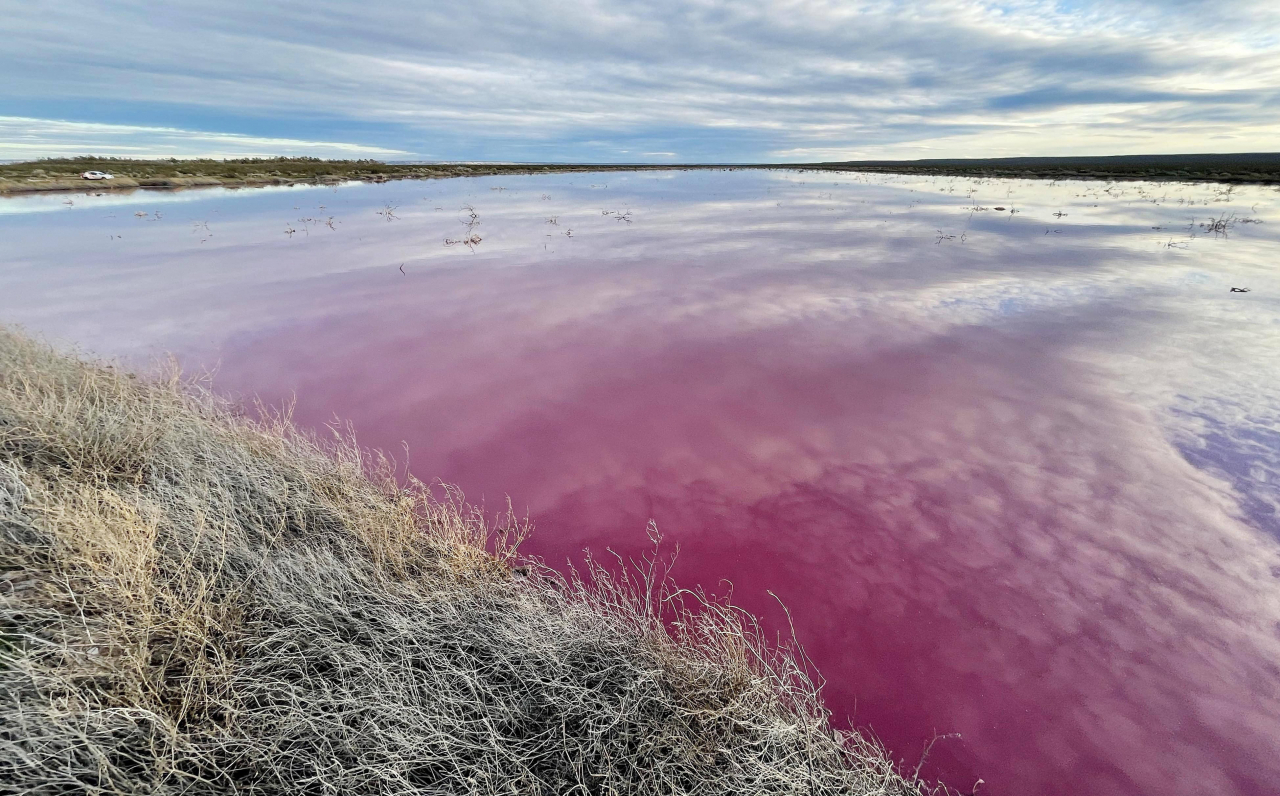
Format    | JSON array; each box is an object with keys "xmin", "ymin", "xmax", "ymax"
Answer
[{"xmin": 0, "ymin": 327, "xmax": 932, "ymax": 795}]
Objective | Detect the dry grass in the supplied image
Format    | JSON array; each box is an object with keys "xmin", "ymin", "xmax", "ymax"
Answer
[
  {"xmin": 0, "ymin": 327, "xmax": 932, "ymax": 795},
  {"xmin": 0, "ymin": 159, "xmax": 700, "ymax": 195}
]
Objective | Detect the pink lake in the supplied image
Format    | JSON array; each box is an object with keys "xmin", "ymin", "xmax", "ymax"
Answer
[{"xmin": 3, "ymin": 170, "xmax": 1279, "ymax": 794}]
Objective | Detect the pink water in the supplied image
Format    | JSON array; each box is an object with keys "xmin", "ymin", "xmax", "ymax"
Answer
[{"xmin": 3, "ymin": 171, "xmax": 1279, "ymax": 794}]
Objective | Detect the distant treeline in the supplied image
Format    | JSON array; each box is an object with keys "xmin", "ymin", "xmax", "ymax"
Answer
[
  {"xmin": 0, "ymin": 155, "xmax": 691, "ymax": 178},
  {"xmin": 0, "ymin": 156, "xmax": 689, "ymax": 193},
  {"xmin": 808, "ymin": 153, "xmax": 1280, "ymax": 183},
  {"xmin": 3, "ymin": 152, "xmax": 1277, "ymax": 194}
]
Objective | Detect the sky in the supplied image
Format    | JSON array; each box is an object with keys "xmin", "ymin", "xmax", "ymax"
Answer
[{"xmin": 2, "ymin": 0, "xmax": 1278, "ymax": 163}]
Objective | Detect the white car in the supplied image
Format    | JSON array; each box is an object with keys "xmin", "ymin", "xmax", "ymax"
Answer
[{"xmin": 80, "ymin": 171, "xmax": 114, "ymax": 180}]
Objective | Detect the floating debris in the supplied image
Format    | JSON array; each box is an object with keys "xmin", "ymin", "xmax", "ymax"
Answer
[{"xmin": 444, "ymin": 234, "xmax": 482, "ymax": 249}]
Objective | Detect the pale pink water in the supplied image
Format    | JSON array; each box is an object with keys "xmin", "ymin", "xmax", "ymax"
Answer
[{"xmin": 3, "ymin": 171, "xmax": 1279, "ymax": 794}]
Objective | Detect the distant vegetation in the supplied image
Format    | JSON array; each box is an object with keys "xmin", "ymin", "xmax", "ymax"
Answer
[
  {"xmin": 0, "ymin": 156, "xmax": 680, "ymax": 194},
  {"xmin": 3, "ymin": 152, "xmax": 1275, "ymax": 194},
  {"xmin": 0, "ymin": 327, "xmax": 933, "ymax": 796},
  {"xmin": 813, "ymin": 153, "xmax": 1280, "ymax": 184}
]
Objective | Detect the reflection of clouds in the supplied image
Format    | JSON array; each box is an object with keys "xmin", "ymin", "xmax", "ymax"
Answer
[
  {"xmin": 2, "ymin": 170, "xmax": 1277, "ymax": 520},
  {"xmin": 215, "ymin": 294, "xmax": 1280, "ymax": 794},
  {"xmin": 425, "ymin": 320, "xmax": 1280, "ymax": 796},
  {"xmin": 0, "ymin": 181, "xmax": 358, "ymax": 216},
  {"xmin": 3, "ymin": 170, "xmax": 1278, "ymax": 534},
  {"xmin": 3, "ymin": 170, "xmax": 1280, "ymax": 793},
  {"xmin": 1172, "ymin": 399, "xmax": 1280, "ymax": 538}
]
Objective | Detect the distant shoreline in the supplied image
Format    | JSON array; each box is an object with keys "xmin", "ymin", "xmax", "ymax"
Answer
[
  {"xmin": 807, "ymin": 152, "xmax": 1280, "ymax": 185},
  {"xmin": 0, "ymin": 160, "xmax": 695, "ymax": 196},
  {"xmin": 2, "ymin": 152, "xmax": 1277, "ymax": 196}
]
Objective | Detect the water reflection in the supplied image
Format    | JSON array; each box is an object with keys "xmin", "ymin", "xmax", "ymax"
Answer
[{"xmin": 2, "ymin": 170, "xmax": 1279, "ymax": 795}]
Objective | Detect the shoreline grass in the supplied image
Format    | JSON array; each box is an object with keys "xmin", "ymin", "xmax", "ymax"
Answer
[
  {"xmin": 811, "ymin": 152, "xmax": 1280, "ymax": 184},
  {"xmin": 0, "ymin": 327, "xmax": 935, "ymax": 795},
  {"xmin": 0, "ymin": 157, "xmax": 693, "ymax": 196}
]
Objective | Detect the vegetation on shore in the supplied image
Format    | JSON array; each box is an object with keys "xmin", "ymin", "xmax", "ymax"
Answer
[
  {"xmin": 813, "ymin": 152, "xmax": 1280, "ymax": 184},
  {"xmin": 3, "ymin": 151, "xmax": 1276, "ymax": 195},
  {"xmin": 0, "ymin": 157, "xmax": 685, "ymax": 195},
  {"xmin": 0, "ymin": 327, "xmax": 932, "ymax": 795}
]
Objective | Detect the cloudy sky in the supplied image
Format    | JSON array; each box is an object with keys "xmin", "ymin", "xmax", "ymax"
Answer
[{"xmin": 3, "ymin": 0, "xmax": 1278, "ymax": 162}]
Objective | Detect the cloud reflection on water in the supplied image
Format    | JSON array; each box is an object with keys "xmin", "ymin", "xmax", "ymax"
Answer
[{"xmin": 1, "ymin": 170, "xmax": 1279, "ymax": 794}]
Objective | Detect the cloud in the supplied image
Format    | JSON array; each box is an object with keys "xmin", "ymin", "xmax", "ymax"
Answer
[
  {"xmin": 0, "ymin": 116, "xmax": 408, "ymax": 160},
  {"xmin": 1, "ymin": 1, "xmax": 1278, "ymax": 158}
]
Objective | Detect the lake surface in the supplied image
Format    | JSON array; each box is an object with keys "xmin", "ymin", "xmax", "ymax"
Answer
[{"xmin": 3, "ymin": 170, "xmax": 1280, "ymax": 795}]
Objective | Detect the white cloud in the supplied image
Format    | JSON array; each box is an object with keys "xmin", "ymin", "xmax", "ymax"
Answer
[
  {"xmin": 0, "ymin": 0, "xmax": 1278, "ymax": 160},
  {"xmin": 0, "ymin": 116, "xmax": 409, "ymax": 160}
]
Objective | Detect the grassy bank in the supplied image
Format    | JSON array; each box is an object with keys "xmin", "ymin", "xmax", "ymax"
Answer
[
  {"xmin": 814, "ymin": 152, "xmax": 1280, "ymax": 184},
  {"xmin": 0, "ymin": 157, "xmax": 689, "ymax": 195},
  {"xmin": 0, "ymin": 328, "xmax": 931, "ymax": 795}
]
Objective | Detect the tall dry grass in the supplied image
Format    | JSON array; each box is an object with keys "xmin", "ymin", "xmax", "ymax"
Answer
[{"xmin": 0, "ymin": 327, "xmax": 932, "ymax": 795}]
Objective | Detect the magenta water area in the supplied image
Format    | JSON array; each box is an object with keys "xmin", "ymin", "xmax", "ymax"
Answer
[{"xmin": 3, "ymin": 170, "xmax": 1280, "ymax": 794}]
